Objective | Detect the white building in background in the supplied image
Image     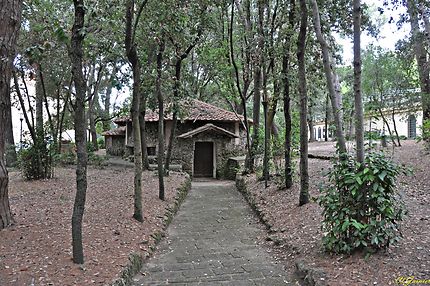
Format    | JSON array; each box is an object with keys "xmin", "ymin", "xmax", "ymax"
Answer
[
  {"xmin": 311, "ymin": 107, "xmax": 423, "ymax": 141},
  {"xmin": 364, "ymin": 109, "xmax": 422, "ymax": 139}
]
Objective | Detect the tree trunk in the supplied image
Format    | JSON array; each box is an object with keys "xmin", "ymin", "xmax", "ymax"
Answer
[
  {"xmin": 353, "ymin": 0, "xmax": 364, "ymax": 163},
  {"xmin": 407, "ymin": 0, "xmax": 430, "ymax": 133},
  {"xmin": 156, "ymin": 39, "xmax": 165, "ymax": 201},
  {"xmin": 392, "ymin": 107, "xmax": 401, "ymax": 147},
  {"xmin": 139, "ymin": 91, "xmax": 150, "ymax": 170},
  {"xmin": 419, "ymin": 4, "xmax": 430, "ymax": 43},
  {"xmin": 58, "ymin": 83, "xmax": 71, "ymax": 153},
  {"xmin": 267, "ymin": 79, "xmax": 279, "ymax": 138},
  {"xmin": 54, "ymin": 82, "xmax": 62, "ymax": 149},
  {"xmin": 5, "ymin": 84, "xmax": 16, "ymax": 166},
  {"xmin": 348, "ymin": 109, "xmax": 354, "ymax": 140},
  {"xmin": 324, "ymin": 93, "xmax": 329, "ymax": 141},
  {"xmin": 165, "ymin": 33, "xmax": 201, "ymax": 174},
  {"xmin": 13, "ymin": 70, "xmax": 36, "ymax": 142},
  {"xmin": 250, "ymin": 0, "xmax": 265, "ymax": 173},
  {"xmin": 88, "ymin": 93, "xmax": 99, "ymax": 151},
  {"xmin": 40, "ymin": 68, "xmax": 54, "ymax": 139},
  {"xmin": 0, "ymin": 0, "xmax": 22, "ymax": 229},
  {"xmin": 298, "ymin": 0, "xmax": 309, "ymax": 206},
  {"xmin": 87, "ymin": 65, "xmax": 103, "ymax": 151},
  {"xmin": 377, "ymin": 107, "xmax": 397, "ymax": 146},
  {"xmin": 229, "ymin": 0, "xmax": 252, "ymax": 172},
  {"xmin": 102, "ymin": 72, "xmax": 114, "ymax": 132},
  {"xmin": 165, "ymin": 62, "xmax": 182, "ymax": 174},
  {"xmin": 69, "ymin": 0, "xmax": 88, "ymax": 264},
  {"xmin": 308, "ymin": 104, "xmax": 316, "ymax": 142},
  {"xmin": 35, "ymin": 65, "xmax": 44, "ymax": 140},
  {"xmin": 125, "ymin": 0, "xmax": 144, "ymax": 222},
  {"xmin": 283, "ymin": 0, "xmax": 295, "ymax": 190},
  {"xmin": 164, "ymin": 111, "xmax": 177, "ymax": 174},
  {"xmin": 310, "ymin": 0, "xmax": 347, "ymax": 154}
]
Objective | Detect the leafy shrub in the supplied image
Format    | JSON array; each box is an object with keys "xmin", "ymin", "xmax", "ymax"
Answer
[
  {"xmin": 53, "ymin": 151, "xmax": 76, "ymax": 165},
  {"xmin": 418, "ymin": 119, "xmax": 430, "ymax": 150},
  {"xmin": 87, "ymin": 142, "xmax": 96, "ymax": 153},
  {"xmin": 18, "ymin": 141, "xmax": 53, "ymax": 180},
  {"xmin": 364, "ymin": 130, "xmax": 381, "ymax": 141},
  {"xmin": 319, "ymin": 152, "xmax": 408, "ymax": 254},
  {"xmin": 5, "ymin": 144, "xmax": 18, "ymax": 167},
  {"xmin": 97, "ymin": 136, "xmax": 105, "ymax": 149},
  {"xmin": 88, "ymin": 153, "xmax": 108, "ymax": 167}
]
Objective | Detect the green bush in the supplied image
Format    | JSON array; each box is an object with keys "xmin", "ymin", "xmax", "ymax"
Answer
[
  {"xmin": 88, "ymin": 153, "xmax": 108, "ymax": 167},
  {"xmin": 364, "ymin": 130, "xmax": 381, "ymax": 141},
  {"xmin": 53, "ymin": 151, "xmax": 76, "ymax": 165},
  {"xmin": 97, "ymin": 137, "xmax": 105, "ymax": 149},
  {"xmin": 418, "ymin": 119, "xmax": 430, "ymax": 150},
  {"xmin": 87, "ymin": 142, "xmax": 96, "ymax": 153},
  {"xmin": 318, "ymin": 152, "xmax": 408, "ymax": 254},
  {"xmin": 18, "ymin": 141, "xmax": 53, "ymax": 180}
]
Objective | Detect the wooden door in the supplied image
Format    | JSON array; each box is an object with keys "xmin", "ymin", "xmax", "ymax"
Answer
[{"xmin": 193, "ymin": 142, "xmax": 214, "ymax": 177}]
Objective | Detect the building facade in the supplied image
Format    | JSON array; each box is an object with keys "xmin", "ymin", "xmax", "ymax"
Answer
[{"xmin": 103, "ymin": 100, "xmax": 249, "ymax": 178}]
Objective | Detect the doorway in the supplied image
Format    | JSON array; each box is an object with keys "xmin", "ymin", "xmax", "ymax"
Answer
[{"xmin": 193, "ymin": 142, "xmax": 214, "ymax": 177}]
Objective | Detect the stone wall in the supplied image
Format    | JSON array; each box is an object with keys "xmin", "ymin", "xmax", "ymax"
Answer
[
  {"xmin": 106, "ymin": 136, "xmax": 125, "ymax": 156},
  {"xmin": 139, "ymin": 120, "xmax": 247, "ymax": 178}
]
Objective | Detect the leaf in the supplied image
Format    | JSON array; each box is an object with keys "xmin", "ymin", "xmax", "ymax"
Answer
[
  {"xmin": 351, "ymin": 220, "xmax": 364, "ymax": 230},
  {"xmin": 378, "ymin": 170, "xmax": 387, "ymax": 180},
  {"xmin": 341, "ymin": 219, "xmax": 350, "ymax": 232}
]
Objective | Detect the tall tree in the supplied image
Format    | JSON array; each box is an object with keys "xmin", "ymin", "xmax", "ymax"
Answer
[
  {"xmin": 69, "ymin": 0, "xmax": 88, "ymax": 264},
  {"xmin": 283, "ymin": 0, "xmax": 296, "ymax": 189},
  {"xmin": 4, "ymin": 86, "xmax": 16, "ymax": 166},
  {"xmin": 125, "ymin": 0, "xmax": 148, "ymax": 222},
  {"xmin": 297, "ymin": 0, "xmax": 309, "ymax": 206},
  {"xmin": 250, "ymin": 0, "xmax": 264, "ymax": 173},
  {"xmin": 156, "ymin": 37, "xmax": 166, "ymax": 201},
  {"xmin": 165, "ymin": 29, "xmax": 203, "ymax": 174},
  {"xmin": 407, "ymin": 0, "xmax": 430, "ymax": 138},
  {"xmin": 309, "ymin": 0, "xmax": 347, "ymax": 154},
  {"xmin": 0, "ymin": 0, "xmax": 23, "ymax": 230},
  {"xmin": 353, "ymin": 0, "xmax": 364, "ymax": 163},
  {"xmin": 229, "ymin": 0, "xmax": 253, "ymax": 172}
]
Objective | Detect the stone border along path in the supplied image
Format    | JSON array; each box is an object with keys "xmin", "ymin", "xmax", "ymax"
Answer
[{"xmin": 132, "ymin": 180, "xmax": 291, "ymax": 286}]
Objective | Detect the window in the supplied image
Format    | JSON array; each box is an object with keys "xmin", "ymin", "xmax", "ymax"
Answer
[
  {"xmin": 147, "ymin": 146, "xmax": 156, "ymax": 156},
  {"xmin": 318, "ymin": 127, "xmax": 322, "ymax": 139},
  {"xmin": 408, "ymin": 115, "xmax": 417, "ymax": 139}
]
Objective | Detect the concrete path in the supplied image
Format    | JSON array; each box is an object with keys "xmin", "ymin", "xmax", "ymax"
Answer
[{"xmin": 132, "ymin": 180, "xmax": 290, "ymax": 286}]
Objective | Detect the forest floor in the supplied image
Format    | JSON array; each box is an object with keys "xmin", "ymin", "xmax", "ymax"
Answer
[
  {"xmin": 0, "ymin": 166, "xmax": 188, "ymax": 286},
  {"xmin": 244, "ymin": 140, "xmax": 429, "ymax": 285}
]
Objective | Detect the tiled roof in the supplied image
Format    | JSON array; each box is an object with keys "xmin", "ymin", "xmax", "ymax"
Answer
[
  {"xmin": 113, "ymin": 99, "xmax": 248, "ymax": 124},
  {"xmin": 101, "ymin": 126, "xmax": 126, "ymax": 136},
  {"xmin": 177, "ymin": 123, "xmax": 238, "ymax": 139}
]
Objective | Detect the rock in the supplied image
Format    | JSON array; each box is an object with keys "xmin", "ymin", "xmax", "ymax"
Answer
[{"xmin": 295, "ymin": 260, "xmax": 327, "ymax": 286}]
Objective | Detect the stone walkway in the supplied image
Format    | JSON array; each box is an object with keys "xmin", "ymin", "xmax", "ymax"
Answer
[{"xmin": 132, "ymin": 180, "xmax": 291, "ymax": 286}]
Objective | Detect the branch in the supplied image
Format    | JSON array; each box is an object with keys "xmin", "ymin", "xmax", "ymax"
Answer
[
  {"xmin": 229, "ymin": 0, "xmax": 244, "ymax": 100},
  {"xmin": 13, "ymin": 69, "xmax": 36, "ymax": 141},
  {"xmin": 132, "ymin": 0, "xmax": 149, "ymax": 45}
]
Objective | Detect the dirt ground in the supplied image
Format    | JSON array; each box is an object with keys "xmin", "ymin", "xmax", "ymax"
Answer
[
  {"xmin": 0, "ymin": 166, "xmax": 187, "ymax": 286},
  {"xmin": 245, "ymin": 140, "xmax": 429, "ymax": 285}
]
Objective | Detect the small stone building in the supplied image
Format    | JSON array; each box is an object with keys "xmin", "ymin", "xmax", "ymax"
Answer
[
  {"xmin": 103, "ymin": 99, "xmax": 249, "ymax": 178},
  {"xmin": 102, "ymin": 126, "xmax": 126, "ymax": 156}
]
